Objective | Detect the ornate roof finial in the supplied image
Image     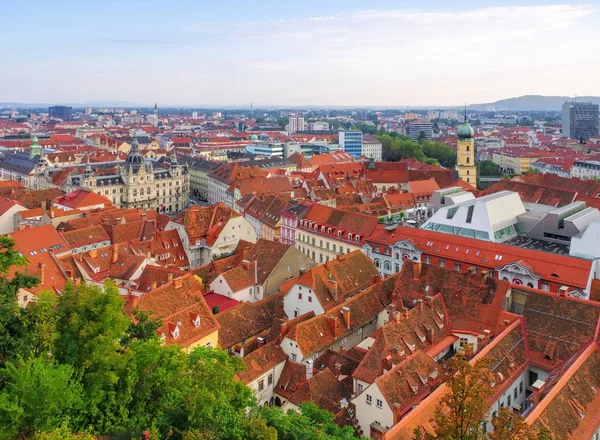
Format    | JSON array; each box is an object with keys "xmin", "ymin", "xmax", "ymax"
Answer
[{"xmin": 464, "ymin": 103, "xmax": 467, "ymax": 123}]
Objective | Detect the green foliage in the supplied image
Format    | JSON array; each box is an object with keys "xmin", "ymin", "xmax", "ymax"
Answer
[
  {"xmin": 0, "ymin": 357, "xmax": 83, "ymax": 438},
  {"xmin": 0, "ymin": 234, "xmax": 364, "ymax": 440},
  {"xmin": 477, "ymin": 160, "xmax": 503, "ymax": 177},
  {"xmin": 351, "ymin": 122, "xmax": 378, "ymax": 135},
  {"xmin": 378, "ymin": 134, "xmax": 456, "ymax": 168},
  {"xmin": 261, "ymin": 402, "xmax": 361, "ymax": 440}
]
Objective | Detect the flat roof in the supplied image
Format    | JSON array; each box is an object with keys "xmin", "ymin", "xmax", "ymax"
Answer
[{"xmin": 504, "ymin": 236, "xmax": 570, "ymax": 256}]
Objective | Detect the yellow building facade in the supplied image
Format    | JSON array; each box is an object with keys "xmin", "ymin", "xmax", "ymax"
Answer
[{"xmin": 455, "ymin": 119, "xmax": 477, "ymax": 185}]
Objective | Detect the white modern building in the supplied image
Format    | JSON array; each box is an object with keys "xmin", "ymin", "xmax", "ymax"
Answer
[
  {"xmin": 422, "ymin": 191, "xmax": 526, "ymax": 243},
  {"xmin": 246, "ymin": 142, "xmax": 284, "ymax": 158}
]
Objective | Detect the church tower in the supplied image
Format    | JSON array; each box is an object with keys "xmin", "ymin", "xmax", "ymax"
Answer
[
  {"xmin": 455, "ymin": 109, "xmax": 476, "ymax": 185},
  {"xmin": 29, "ymin": 135, "xmax": 41, "ymax": 159}
]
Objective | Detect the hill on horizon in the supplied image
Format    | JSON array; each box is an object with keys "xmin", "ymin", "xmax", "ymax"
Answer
[{"xmin": 468, "ymin": 95, "xmax": 600, "ymax": 111}]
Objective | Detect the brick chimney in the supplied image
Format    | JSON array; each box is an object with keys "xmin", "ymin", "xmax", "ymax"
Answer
[
  {"xmin": 112, "ymin": 245, "xmax": 119, "ymax": 264},
  {"xmin": 89, "ymin": 249, "xmax": 98, "ymax": 258},
  {"xmin": 242, "ymin": 260, "xmax": 251, "ymax": 270},
  {"xmin": 341, "ymin": 306, "xmax": 351, "ymax": 329},
  {"xmin": 426, "ymin": 327, "xmax": 434, "ymax": 344},
  {"xmin": 38, "ymin": 263, "xmax": 45, "ymax": 284},
  {"xmin": 393, "ymin": 310, "xmax": 401, "ymax": 322},
  {"xmin": 328, "ymin": 315, "xmax": 340, "ymax": 337},
  {"xmin": 382, "ymin": 355, "xmax": 393, "ymax": 372},
  {"xmin": 559, "ymin": 286, "xmax": 568, "ymax": 297},
  {"xmin": 174, "ymin": 278, "xmax": 183, "ymax": 289},
  {"xmin": 151, "ymin": 281, "xmax": 157, "ymax": 291},
  {"xmin": 329, "ymin": 279, "xmax": 339, "ymax": 302},
  {"xmin": 417, "ymin": 298, "xmax": 424, "ymax": 311},
  {"xmin": 334, "ymin": 362, "xmax": 342, "ymax": 378},
  {"xmin": 168, "ymin": 272, "xmax": 174, "ymax": 283},
  {"xmin": 412, "ymin": 261, "xmax": 422, "ymax": 279}
]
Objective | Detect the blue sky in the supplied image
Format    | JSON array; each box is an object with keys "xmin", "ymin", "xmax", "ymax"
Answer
[{"xmin": 2, "ymin": 1, "xmax": 599, "ymax": 106}]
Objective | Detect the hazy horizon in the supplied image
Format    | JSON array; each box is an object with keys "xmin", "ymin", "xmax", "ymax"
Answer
[{"xmin": 2, "ymin": 1, "xmax": 600, "ymax": 106}]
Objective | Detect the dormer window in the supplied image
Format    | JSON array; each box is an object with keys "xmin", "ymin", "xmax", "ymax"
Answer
[
  {"xmin": 348, "ymin": 233, "xmax": 352, "ymax": 240},
  {"xmin": 171, "ymin": 323, "xmax": 181, "ymax": 339},
  {"xmin": 192, "ymin": 314, "xmax": 201, "ymax": 328},
  {"xmin": 328, "ymin": 228, "xmax": 332, "ymax": 234},
  {"xmin": 313, "ymin": 224, "xmax": 317, "ymax": 230},
  {"xmin": 160, "ymin": 332, "xmax": 166, "ymax": 344},
  {"xmin": 338, "ymin": 231, "xmax": 342, "ymax": 237}
]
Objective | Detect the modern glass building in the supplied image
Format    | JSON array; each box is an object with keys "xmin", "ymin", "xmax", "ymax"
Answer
[{"xmin": 338, "ymin": 131, "xmax": 363, "ymax": 158}]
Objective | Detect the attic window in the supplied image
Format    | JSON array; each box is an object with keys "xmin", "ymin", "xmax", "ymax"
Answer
[
  {"xmin": 172, "ymin": 324, "xmax": 181, "ymax": 339},
  {"xmin": 348, "ymin": 233, "xmax": 352, "ymax": 240},
  {"xmin": 338, "ymin": 231, "xmax": 342, "ymax": 237},
  {"xmin": 192, "ymin": 315, "xmax": 201, "ymax": 328}
]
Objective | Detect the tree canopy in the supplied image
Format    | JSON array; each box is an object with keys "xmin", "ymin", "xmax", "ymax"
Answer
[
  {"xmin": 0, "ymin": 235, "xmax": 364, "ymax": 439},
  {"xmin": 378, "ymin": 134, "xmax": 456, "ymax": 168}
]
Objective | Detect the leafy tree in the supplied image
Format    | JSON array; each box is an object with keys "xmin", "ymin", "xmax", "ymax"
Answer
[
  {"xmin": 53, "ymin": 281, "xmax": 133, "ymax": 433},
  {"xmin": 431, "ymin": 351, "xmax": 492, "ymax": 440},
  {"xmin": 181, "ymin": 348, "xmax": 255, "ymax": 439},
  {"xmin": 0, "ymin": 357, "xmax": 83, "ymax": 438},
  {"xmin": 261, "ymin": 402, "xmax": 359, "ymax": 440},
  {"xmin": 489, "ymin": 408, "xmax": 535, "ymax": 440},
  {"xmin": 477, "ymin": 160, "xmax": 503, "ymax": 177},
  {"xmin": 0, "ymin": 236, "xmax": 40, "ymax": 367}
]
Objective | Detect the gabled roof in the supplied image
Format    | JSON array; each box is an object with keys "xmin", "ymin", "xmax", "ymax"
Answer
[
  {"xmin": 171, "ymin": 203, "xmax": 238, "ymax": 245},
  {"xmin": 129, "ymin": 274, "xmax": 219, "ymax": 348},
  {"xmin": 367, "ymin": 224, "xmax": 591, "ymax": 289},
  {"xmin": 60, "ymin": 224, "xmax": 109, "ymax": 248},
  {"xmin": 289, "ymin": 250, "xmax": 379, "ymax": 311},
  {"xmin": 215, "ymin": 294, "xmax": 285, "ymax": 349},
  {"xmin": 287, "ymin": 368, "xmax": 351, "ymax": 414},
  {"xmin": 236, "ymin": 341, "xmax": 288, "ymax": 384},
  {"xmin": 527, "ymin": 342, "xmax": 600, "ymax": 439},
  {"xmin": 374, "ymin": 351, "xmax": 439, "ymax": 411},
  {"xmin": 518, "ymin": 286, "xmax": 600, "ymax": 370},
  {"xmin": 54, "ymin": 189, "xmax": 111, "ymax": 210}
]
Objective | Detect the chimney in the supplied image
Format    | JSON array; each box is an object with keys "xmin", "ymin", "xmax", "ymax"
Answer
[
  {"xmin": 329, "ymin": 279, "xmax": 338, "ymax": 302},
  {"xmin": 393, "ymin": 310, "xmax": 401, "ymax": 322},
  {"xmin": 413, "ymin": 261, "xmax": 422, "ymax": 279},
  {"xmin": 74, "ymin": 277, "xmax": 81, "ymax": 287},
  {"xmin": 151, "ymin": 281, "xmax": 157, "ymax": 291},
  {"xmin": 50, "ymin": 209, "xmax": 55, "ymax": 218},
  {"xmin": 426, "ymin": 327, "xmax": 434, "ymax": 344},
  {"xmin": 306, "ymin": 359, "xmax": 314, "ymax": 380},
  {"xmin": 559, "ymin": 286, "xmax": 568, "ymax": 297},
  {"xmin": 387, "ymin": 303, "xmax": 396, "ymax": 321},
  {"xmin": 168, "ymin": 273, "xmax": 174, "ymax": 283},
  {"xmin": 334, "ymin": 362, "xmax": 342, "ymax": 378},
  {"xmin": 328, "ymin": 315, "xmax": 340, "ymax": 337},
  {"xmin": 468, "ymin": 266, "xmax": 476, "ymax": 275},
  {"xmin": 371, "ymin": 274, "xmax": 382, "ymax": 284},
  {"xmin": 38, "ymin": 263, "xmax": 45, "ymax": 284},
  {"xmin": 174, "ymin": 278, "xmax": 183, "ymax": 289},
  {"xmin": 481, "ymin": 270, "xmax": 489, "ymax": 280},
  {"xmin": 341, "ymin": 306, "xmax": 351, "ymax": 329},
  {"xmin": 112, "ymin": 245, "xmax": 119, "ymax": 264},
  {"xmin": 146, "ymin": 251, "xmax": 151, "ymax": 259},
  {"xmin": 242, "ymin": 259, "xmax": 250, "ymax": 270},
  {"xmin": 89, "ymin": 249, "xmax": 98, "ymax": 258},
  {"xmin": 417, "ymin": 298, "xmax": 424, "ymax": 311},
  {"xmin": 424, "ymin": 295, "xmax": 434, "ymax": 308},
  {"xmin": 382, "ymin": 355, "xmax": 393, "ymax": 372},
  {"xmin": 402, "ymin": 307, "xmax": 409, "ymax": 319}
]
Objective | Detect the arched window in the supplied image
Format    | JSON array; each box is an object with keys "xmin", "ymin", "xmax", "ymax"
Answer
[
  {"xmin": 374, "ymin": 259, "xmax": 381, "ymax": 268},
  {"xmin": 466, "ymin": 157, "xmax": 470, "ymax": 164},
  {"xmin": 348, "ymin": 233, "xmax": 352, "ymax": 240},
  {"xmin": 395, "ymin": 253, "xmax": 400, "ymax": 260},
  {"xmin": 384, "ymin": 261, "xmax": 392, "ymax": 271},
  {"xmin": 527, "ymin": 282, "xmax": 534, "ymax": 288}
]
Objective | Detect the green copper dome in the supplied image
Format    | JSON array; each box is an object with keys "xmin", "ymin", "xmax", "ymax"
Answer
[
  {"xmin": 250, "ymin": 134, "xmax": 259, "ymax": 142},
  {"xmin": 457, "ymin": 122, "xmax": 474, "ymax": 139}
]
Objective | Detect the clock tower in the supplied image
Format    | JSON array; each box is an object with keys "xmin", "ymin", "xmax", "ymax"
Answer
[{"xmin": 455, "ymin": 109, "xmax": 476, "ymax": 185}]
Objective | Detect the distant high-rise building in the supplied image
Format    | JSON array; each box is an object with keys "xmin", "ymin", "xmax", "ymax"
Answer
[
  {"xmin": 562, "ymin": 102, "xmax": 599, "ymax": 141},
  {"xmin": 85, "ymin": 107, "xmax": 92, "ymax": 115},
  {"xmin": 288, "ymin": 113, "xmax": 305, "ymax": 134},
  {"xmin": 48, "ymin": 105, "xmax": 72, "ymax": 120},
  {"xmin": 339, "ymin": 131, "xmax": 363, "ymax": 158},
  {"xmin": 408, "ymin": 120, "xmax": 433, "ymax": 140},
  {"xmin": 192, "ymin": 111, "xmax": 198, "ymax": 119}
]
